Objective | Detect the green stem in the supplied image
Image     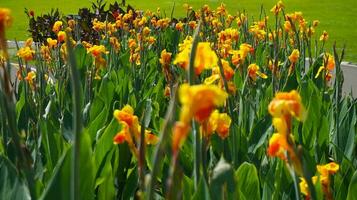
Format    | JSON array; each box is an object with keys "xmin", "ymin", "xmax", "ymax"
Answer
[{"xmin": 66, "ymin": 33, "xmax": 82, "ymax": 200}]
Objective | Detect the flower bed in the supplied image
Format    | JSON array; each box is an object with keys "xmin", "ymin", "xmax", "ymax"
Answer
[{"xmin": 0, "ymin": 1, "xmax": 356, "ymax": 199}]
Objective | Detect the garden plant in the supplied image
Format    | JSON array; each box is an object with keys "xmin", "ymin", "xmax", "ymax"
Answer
[{"xmin": 0, "ymin": 1, "xmax": 357, "ymax": 199}]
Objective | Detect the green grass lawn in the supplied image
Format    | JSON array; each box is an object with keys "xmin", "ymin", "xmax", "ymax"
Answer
[{"xmin": 3, "ymin": 0, "xmax": 357, "ymax": 62}]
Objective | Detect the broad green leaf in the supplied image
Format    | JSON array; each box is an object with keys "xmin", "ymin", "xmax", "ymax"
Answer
[
  {"xmin": 235, "ymin": 162, "xmax": 260, "ymax": 200},
  {"xmin": 210, "ymin": 157, "xmax": 235, "ymax": 200},
  {"xmin": 347, "ymin": 170, "xmax": 357, "ymax": 200},
  {"xmin": 192, "ymin": 177, "xmax": 211, "ymax": 200}
]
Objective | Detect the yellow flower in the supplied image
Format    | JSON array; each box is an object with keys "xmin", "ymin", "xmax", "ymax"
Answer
[
  {"xmin": 0, "ymin": 8, "xmax": 12, "ymax": 27},
  {"xmin": 315, "ymin": 53, "xmax": 335, "ymax": 79},
  {"xmin": 87, "ymin": 45, "xmax": 108, "ymax": 58},
  {"xmin": 109, "ymin": 37, "xmax": 120, "ymax": 52},
  {"xmin": 247, "ymin": 63, "xmax": 268, "ymax": 80},
  {"xmin": 47, "ymin": 38, "xmax": 58, "ymax": 49},
  {"xmin": 268, "ymin": 90, "xmax": 306, "ymax": 121},
  {"xmin": 145, "ymin": 131, "xmax": 159, "ymax": 145},
  {"xmin": 57, "ymin": 31, "xmax": 66, "ymax": 43},
  {"xmin": 319, "ymin": 30, "xmax": 329, "ymax": 41},
  {"xmin": 313, "ymin": 20, "xmax": 319, "ymax": 27},
  {"xmin": 40, "ymin": 45, "xmax": 51, "ymax": 61},
  {"xmin": 283, "ymin": 21, "xmax": 291, "ymax": 32},
  {"xmin": 174, "ymin": 42, "xmax": 218, "ymax": 75},
  {"xmin": 179, "ymin": 83, "xmax": 228, "ymax": 124},
  {"xmin": 206, "ymin": 110, "xmax": 231, "ymax": 139},
  {"xmin": 113, "ymin": 105, "xmax": 139, "ymax": 128},
  {"xmin": 299, "ymin": 176, "xmax": 318, "ymax": 196},
  {"xmin": 267, "ymin": 133, "xmax": 288, "ymax": 159},
  {"xmin": 270, "ymin": 1, "xmax": 284, "ymax": 15},
  {"xmin": 24, "ymin": 38, "xmax": 33, "ymax": 47},
  {"xmin": 175, "ymin": 21, "xmax": 184, "ymax": 31},
  {"xmin": 289, "ymin": 49, "xmax": 300, "ymax": 64},
  {"xmin": 52, "ymin": 21, "xmax": 63, "ymax": 33},
  {"xmin": 317, "ymin": 162, "xmax": 339, "ymax": 177},
  {"xmin": 159, "ymin": 49, "xmax": 172, "ymax": 67},
  {"xmin": 17, "ymin": 46, "xmax": 35, "ymax": 61}
]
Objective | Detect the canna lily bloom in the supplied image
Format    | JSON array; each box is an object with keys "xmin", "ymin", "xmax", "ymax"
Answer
[
  {"xmin": 47, "ymin": 38, "xmax": 58, "ymax": 49},
  {"xmin": 24, "ymin": 38, "xmax": 33, "ymax": 47},
  {"xmin": 113, "ymin": 105, "xmax": 159, "ymax": 156},
  {"xmin": 313, "ymin": 20, "xmax": 320, "ymax": 27},
  {"xmin": 40, "ymin": 45, "xmax": 51, "ymax": 61},
  {"xmin": 315, "ymin": 53, "xmax": 335, "ymax": 80},
  {"xmin": 175, "ymin": 21, "xmax": 184, "ymax": 31},
  {"xmin": 0, "ymin": 8, "xmax": 12, "ymax": 27},
  {"xmin": 300, "ymin": 162, "xmax": 339, "ymax": 199},
  {"xmin": 52, "ymin": 21, "xmax": 63, "ymax": 33},
  {"xmin": 179, "ymin": 83, "xmax": 228, "ymax": 124},
  {"xmin": 288, "ymin": 49, "xmax": 300, "ymax": 75},
  {"xmin": 113, "ymin": 105, "xmax": 139, "ymax": 128},
  {"xmin": 87, "ymin": 45, "xmax": 108, "ymax": 57},
  {"xmin": 57, "ymin": 31, "xmax": 66, "ymax": 43},
  {"xmin": 319, "ymin": 30, "xmax": 329, "ymax": 42},
  {"xmin": 289, "ymin": 49, "xmax": 300, "ymax": 64},
  {"xmin": 267, "ymin": 133, "xmax": 290, "ymax": 160},
  {"xmin": 17, "ymin": 46, "xmax": 35, "ymax": 61},
  {"xmin": 270, "ymin": 1, "xmax": 284, "ymax": 15},
  {"xmin": 268, "ymin": 90, "xmax": 306, "ymax": 121},
  {"xmin": 205, "ymin": 110, "xmax": 231, "ymax": 139},
  {"xmin": 247, "ymin": 63, "xmax": 268, "ymax": 80},
  {"xmin": 174, "ymin": 41, "xmax": 218, "ymax": 75},
  {"xmin": 109, "ymin": 37, "xmax": 120, "ymax": 52},
  {"xmin": 159, "ymin": 49, "xmax": 172, "ymax": 67}
]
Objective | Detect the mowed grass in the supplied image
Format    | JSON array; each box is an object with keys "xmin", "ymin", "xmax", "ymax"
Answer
[{"xmin": 3, "ymin": 0, "xmax": 357, "ymax": 62}]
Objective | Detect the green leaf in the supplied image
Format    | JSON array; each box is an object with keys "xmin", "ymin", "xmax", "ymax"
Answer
[
  {"xmin": 192, "ymin": 177, "xmax": 211, "ymax": 200},
  {"xmin": 347, "ymin": 170, "xmax": 357, "ymax": 200},
  {"xmin": 235, "ymin": 162, "xmax": 260, "ymax": 200},
  {"xmin": 0, "ymin": 156, "xmax": 31, "ymax": 200},
  {"xmin": 40, "ymin": 132, "xmax": 95, "ymax": 200}
]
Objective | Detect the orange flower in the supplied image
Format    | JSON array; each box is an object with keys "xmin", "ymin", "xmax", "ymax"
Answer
[
  {"xmin": 47, "ymin": 38, "xmax": 58, "ymax": 49},
  {"xmin": 57, "ymin": 31, "xmax": 66, "ymax": 43},
  {"xmin": 174, "ymin": 41, "xmax": 218, "ymax": 75},
  {"xmin": 159, "ymin": 49, "xmax": 172, "ymax": 67},
  {"xmin": 179, "ymin": 83, "xmax": 228, "ymax": 123},
  {"xmin": 52, "ymin": 21, "xmax": 63, "ymax": 33},
  {"xmin": 268, "ymin": 90, "xmax": 306, "ymax": 121},
  {"xmin": 319, "ymin": 30, "xmax": 329, "ymax": 41},
  {"xmin": 145, "ymin": 131, "xmax": 159, "ymax": 145},
  {"xmin": 206, "ymin": 110, "xmax": 231, "ymax": 139},
  {"xmin": 0, "ymin": 8, "xmax": 12, "ymax": 27},
  {"xmin": 267, "ymin": 133, "xmax": 288, "ymax": 159},
  {"xmin": 113, "ymin": 105, "xmax": 138, "ymax": 128},
  {"xmin": 87, "ymin": 45, "xmax": 108, "ymax": 58},
  {"xmin": 289, "ymin": 49, "xmax": 300, "ymax": 64},
  {"xmin": 17, "ymin": 46, "xmax": 35, "ymax": 61},
  {"xmin": 172, "ymin": 121, "xmax": 190, "ymax": 153},
  {"xmin": 270, "ymin": 0, "xmax": 284, "ymax": 15},
  {"xmin": 247, "ymin": 63, "xmax": 268, "ymax": 80}
]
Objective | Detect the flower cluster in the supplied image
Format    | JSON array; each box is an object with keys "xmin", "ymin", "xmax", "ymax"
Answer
[
  {"xmin": 113, "ymin": 105, "xmax": 159, "ymax": 157},
  {"xmin": 267, "ymin": 90, "xmax": 306, "ymax": 170}
]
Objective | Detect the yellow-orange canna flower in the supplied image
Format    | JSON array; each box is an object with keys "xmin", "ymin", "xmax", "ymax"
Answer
[
  {"xmin": 319, "ymin": 30, "xmax": 329, "ymax": 42},
  {"xmin": 289, "ymin": 49, "xmax": 300, "ymax": 64},
  {"xmin": 52, "ymin": 21, "xmax": 63, "ymax": 33},
  {"xmin": 17, "ymin": 46, "xmax": 35, "ymax": 61},
  {"xmin": 175, "ymin": 21, "xmax": 184, "ymax": 31},
  {"xmin": 247, "ymin": 63, "xmax": 268, "ymax": 80},
  {"xmin": 24, "ymin": 38, "xmax": 33, "ymax": 47},
  {"xmin": 267, "ymin": 133, "xmax": 289, "ymax": 160},
  {"xmin": 57, "ymin": 31, "xmax": 66, "ymax": 43},
  {"xmin": 300, "ymin": 162, "xmax": 339, "ymax": 198},
  {"xmin": 268, "ymin": 90, "xmax": 306, "ymax": 121},
  {"xmin": 47, "ymin": 38, "xmax": 58, "ymax": 49},
  {"xmin": 159, "ymin": 49, "xmax": 172, "ymax": 67},
  {"xmin": 315, "ymin": 53, "xmax": 335, "ymax": 80},
  {"xmin": 113, "ymin": 105, "xmax": 139, "ymax": 128},
  {"xmin": 0, "ymin": 8, "xmax": 12, "ymax": 27},
  {"xmin": 87, "ymin": 45, "xmax": 108, "ymax": 58},
  {"xmin": 174, "ymin": 42, "xmax": 218, "ymax": 75},
  {"xmin": 179, "ymin": 83, "xmax": 228, "ymax": 124},
  {"xmin": 270, "ymin": 1, "xmax": 284, "ymax": 15},
  {"xmin": 206, "ymin": 110, "xmax": 231, "ymax": 139}
]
